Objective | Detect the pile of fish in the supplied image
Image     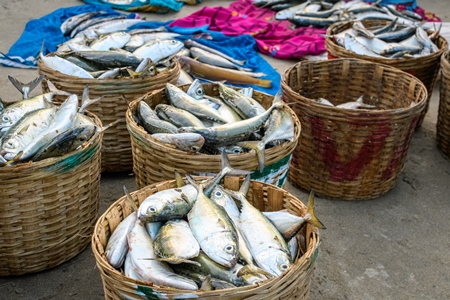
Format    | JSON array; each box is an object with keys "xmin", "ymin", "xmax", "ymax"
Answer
[
  {"xmin": 105, "ymin": 165, "xmax": 324, "ymax": 291},
  {"xmin": 52, "ymin": 11, "xmax": 272, "ymax": 87},
  {"xmin": 255, "ymin": 0, "xmax": 424, "ymax": 28},
  {"xmin": 133, "ymin": 80, "xmax": 295, "ymax": 172},
  {"xmin": 330, "ymin": 19, "xmax": 441, "ymax": 59},
  {"xmin": 0, "ymin": 76, "xmax": 100, "ymax": 166}
]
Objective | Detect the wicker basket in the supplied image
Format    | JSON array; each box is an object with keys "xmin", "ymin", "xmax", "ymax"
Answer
[
  {"xmin": 38, "ymin": 56, "xmax": 180, "ymax": 173},
  {"xmin": 0, "ymin": 112, "xmax": 102, "ymax": 276},
  {"xmin": 126, "ymin": 83, "xmax": 301, "ymax": 189},
  {"xmin": 437, "ymin": 50, "xmax": 450, "ymax": 158},
  {"xmin": 92, "ymin": 176, "xmax": 320, "ymax": 300},
  {"xmin": 325, "ymin": 20, "xmax": 448, "ymax": 128},
  {"xmin": 281, "ymin": 58, "xmax": 428, "ymax": 200}
]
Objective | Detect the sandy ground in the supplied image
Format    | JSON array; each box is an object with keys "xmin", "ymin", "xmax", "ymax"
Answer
[{"xmin": 0, "ymin": 0, "xmax": 449, "ymax": 299}]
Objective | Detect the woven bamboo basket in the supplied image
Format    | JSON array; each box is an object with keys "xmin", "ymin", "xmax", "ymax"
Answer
[
  {"xmin": 0, "ymin": 112, "xmax": 102, "ymax": 276},
  {"xmin": 92, "ymin": 176, "xmax": 320, "ymax": 300},
  {"xmin": 281, "ymin": 58, "xmax": 428, "ymax": 200},
  {"xmin": 437, "ymin": 50, "xmax": 450, "ymax": 157},
  {"xmin": 325, "ymin": 20, "xmax": 447, "ymax": 128},
  {"xmin": 126, "ymin": 83, "xmax": 301, "ymax": 189},
  {"xmin": 37, "ymin": 56, "xmax": 180, "ymax": 172}
]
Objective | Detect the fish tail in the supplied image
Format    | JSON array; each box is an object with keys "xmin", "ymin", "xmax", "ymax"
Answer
[
  {"xmin": 237, "ymin": 264, "xmax": 273, "ymax": 279},
  {"xmin": 239, "ymin": 174, "xmax": 251, "ymax": 196},
  {"xmin": 80, "ymin": 84, "xmax": 103, "ymax": 114},
  {"xmin": 46, "ymin": 80, "xmax": 71, "ymax": 97},
  {"xmin": 174, "ymin": 170, "xmax": 185, "ymax": 188},
  {"xmin": 257, "ymin": 78, "xmax": 272, "ymax": 88},
  {"xmin": 123, "ymin": 185, "xmax": 139, "ymax": 212},
  {"xmin": 8, "ymin": 74, "xmax": 45, "ymax": 100},
  {"xmin": 307, "ymin": 190, "xmax": 326, "ymax": 229},
  {"xmin": 237, "ymin": 140, "xmax": 265, "ymax": 172},
  {"xmin": 221, "ymin": 151, "xmax": 252, "ymax": 176}
]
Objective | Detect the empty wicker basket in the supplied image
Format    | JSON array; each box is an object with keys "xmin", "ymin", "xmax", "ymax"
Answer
[
  {"xmin": 0, "ymin": 112, "xmax": 102, "ymax": 276},
  {"xmin": 92, "ymin": 176, "xmax": 320, "ymax": 300},
  {"xmin": 126, "ymin": 83, "xmax": 301, "ymax": 189},
  {"xmin": 437, "ymin": 50, "xmax": 450, "ymax": 158},
  {"xmin": 325, "ymin": 20, "xmax": 447, "ymax": 128},
  {"xmin": 38, "ymin": 56, "xmax": 180, "ymax": 172},
  {"xmin": 281, "ymin": 58, "xmax": 428, "ymax": 200}
]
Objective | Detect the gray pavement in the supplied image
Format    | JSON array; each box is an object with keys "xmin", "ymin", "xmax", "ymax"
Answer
[{"xmin": 0, "ymin": 1, "xmax": 449, "ymax": 299}]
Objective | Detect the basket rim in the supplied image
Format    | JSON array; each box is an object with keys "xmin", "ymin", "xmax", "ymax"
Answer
[
  {"xmin": 92, "ymin": 177, "xmax": 320, "ymax": 296},
  {"xmin": 125, "ymin": 83, "xmax": 301, "ymax": 159},
  {"xmin": 281, "ymin": 58, "xmax": 429, "ymax": 116}
]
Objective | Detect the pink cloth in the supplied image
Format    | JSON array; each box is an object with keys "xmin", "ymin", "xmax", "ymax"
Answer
[{"xmin": 169, "ymin": 0, "xmax": 327, "ymax": 59}]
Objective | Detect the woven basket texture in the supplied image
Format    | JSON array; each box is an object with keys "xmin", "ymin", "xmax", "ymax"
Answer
[
  {"xmin": 37, "ymin": 56, "xmax": 180, "ymax": 172},
  {"xmin": 126, "ymin": 83, "xmax": 301, "ymax": 189},
  {"xmin": 281, "ymin": 58, "xmax": 428, "ymax": 200},
  {"xmin": 92, "ymin": 176, "xmax": 320, "ymax": 300},
  {"xmin": 0, "ymin": 112, "xmax": 103, "ymax": 276},
  {"xmin": 437, "ymin": 51, "xmax": 450, "ymax": 157},
  {"xmin": 325, "ymin": 20, "xmax": 448, "ymax": 128}
]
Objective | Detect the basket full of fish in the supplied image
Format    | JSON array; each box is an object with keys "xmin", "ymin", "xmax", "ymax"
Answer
[
  {"xmin": 281, "ymin": 58, "xmax": 428, "ymax": 200},
  {"xmin": 125, "ymin": 80, "xmax": 300, "ymax": 189},
  {"xmin": 37, "ymin": 28, "xmax": 181, "ymax": 172},
  {"xmin": 0, "ymin": 81, "xmax": 103, "ymax": 276},
  {"xmin": 325, "ymin": 19, "xmax": 448, "ymax": 128},
  {"xmin": 92, "ymin": 170, "xmax": 323, "ymax": 299}
]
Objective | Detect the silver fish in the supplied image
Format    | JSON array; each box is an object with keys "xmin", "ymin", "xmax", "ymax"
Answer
[
  {"xmin": 73, "ymin": 50, "xmax": 143, "ymax": 68},
  {"xmin": 90, "ymin": 31, "xmax": 131, "ymax": 51},
  {"xmin": 153, "ymin": 219, "xmax": 200, "ymax": 264},
  {"xmin": 336, "ymin": 96, "xmax": 376, "ymax": 109},
  {"xmin": 60, "ymin": 11, "xmax": 100, "ymax": 35},
  {"xmin": 151, "ymin": 133, "xmax": 205, "ymax": 153},
  {"xmin": 76, "ymin": 18, "xmax": 145, "ymax": 40},
  {"xmin": 124, "ymin": 32, "xmax": 181, "ymax": 51},
  {"xmin": 137, "ymin": 101, "xmax": 178, "ymax": 134},
  {"xmin": 190, "ymin": 47, "xmax": 252, "ymax": 72},
  {"xmin": 155, "ymin": 104, "xmax": 205, "ymax": 128},
  {"xmin": 275, "ymin": 2, "xmax": 311, "ymax": 20},
  {"xmin": 177, "ymin": 69, "xmax": 194, "ymax": 85},
  {"xmin": 127, "ymin": 220, "xmax": 198, "ymax": 290},
  {"xmin": 133, "ymin": 39, "xmax": 184, "ymax": 64},
  {"xmin": 166, "ymin": 83, "xmax": 229, "ymax": 124},
  {"xmin": 70, "ymin": 15, "xmax": 127, "ymax": 38},
  {"xmin": 105, "ymin": 212, "xmax": 137, "ymax": 269},
  {"xmin": 218, "ymin": 83, "xmax": 266, "ymax": 119},
  {"xmin": 187, "ymin": 184, "xmax": 239, "ymax": 268},
  {"xmin": 344, "ymin": 33, "xmax": 384, "ymax": 57},
  {"xmin": 184, "ymin": 39, "xmax": 245, "ymax": 66},
  {"xmin": 40, "ymin": 50, "xmax": 94, "ymax": 78}
]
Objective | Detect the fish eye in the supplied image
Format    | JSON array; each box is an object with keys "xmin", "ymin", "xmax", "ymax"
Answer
[
  {"xmin": 214, "ymin": 190, "xmax": 223, "ymax": 197},
  {"xmin": 2, "ymin": 116, "xmax": 10, "ymax": 122},
  {"xmin": 196, "ymin": 89, "xmax": 204, "ymax": 95},
  {"xmin": 190, "ymin": 146, "xmax": 199, "ymax": 151},
  {"xmin": 224, "ymin": 245, "xmax": 235, "ymax": 253},
  {"xmin": 171, "ymin": 40, "xmax": 177, "ymax": 44},
  {"xmin": 79, "ymin": 135, "xmax": 87, "ymax": 142},
  {"xmin": 233, "ymin": 149, "xmax": 241, "ymax": 154},
  {"xmin": 280, "ymin": 263, "xmax": 289, "ymax": 270},
  {"xmin": 148, "ymin": 207, "xmax": 157, "ymax": 213}
]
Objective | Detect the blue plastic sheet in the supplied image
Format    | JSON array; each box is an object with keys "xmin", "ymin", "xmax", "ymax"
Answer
[{"xmin": 82, "ymin": 0, "xmax": 184, "ymax": 13}]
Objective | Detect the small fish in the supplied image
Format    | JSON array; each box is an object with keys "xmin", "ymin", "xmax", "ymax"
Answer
[
  {"xmin": 133, "ymin": 39, "xmax": 184, "ymax": 64},
  {"xmin": 90, "ymin": 31, "xmax": 131, "ymax": 51},
  {"xmin": 190, "ymin": 47, "xmax": 253, "ymax": 72},
  {"xmin": 60, "ymin": 11, "xmax": 101, "ymax": 35},
  {"xmin": 155, "ymin": 104, "xmax": 206, "ymax": 128},
  {"xmin": 105, "ymin": 212, "xmax": 137, "ymax": 269},
  {"xmin": 72, "ymin": 50, "xmax": 143, "ymax": 68},
  {"xmin": 316, "ymin": 98, "xmax": 334, "ymax": 106},
  {"xmin": 218, "ymin": 82, "xmax": 266, "ymax": 119},
  {"xmin": 136, "ymin": 101, "xmax": 178, "ymax": 134},
  {"xmin": 70, "ymin": 15, "xmax": 127, "ymax": 38},
  {"xmin": 40, "ymin": 44, "xmax": 94, "ymax": 78},
  {"xmin": 151, "ymin": 133, "xmax": 205, "ymax": 153},
  {"xmin": 8, "ymin": 75, "xmax": 45, "ymax": 100},
  {"xmin": 344, "ymin": 33, "xmax": 384, "ymax": 58},
  {"xmin": 184, "ymin": 39, "xmax": 246, "ymax": 66}
]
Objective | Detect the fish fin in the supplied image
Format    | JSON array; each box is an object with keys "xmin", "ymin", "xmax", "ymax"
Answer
[
  {"xmin": 199, "ymin": 274, "xmax": 213, "ymax": 291},
  {"xmin": 123, "ymin": 185, "xmax": 139, "ymax": 212},
  {"xmin": 237, "ymin": 264, "xmax": 273, "ymax": 279},
  {"xmin": 174, "ymin": 170, "xmax": 185, "ymax": 188},
  {"xmin": 46, "ymin": 80, "xmax": 71, "ymax": 96},
  {"xmin": 221, "ymin": 152, "xmax": 251, "ymax": 176},
  {"xmin": 236, "ymin": 140, "xmax": 265, "ymax": 172},
  {"xmin": 127, "ymin": 68, "xmax": 142, "ymax": 78},
  {"xmin": 306, "ymin": 190, "xmax": 326, "ymax": 229},
  {"xmin": 185, "ymin": 174, "xmax": 199, "ymax": 190},
  {"xmin": 239, "ymin": 174, "xmax": 251, "ymax": 197},
  {"xmin": 18, "ymin": 124, "xmax": 31, "ymax": 135},
  {"xmin": 180, "ymin": 193, "xmax": 191, "ymax": 204},
  {"xmin": 144, "ymin": 257, "xmax": 202, "ymax": 267},
  {"xmin": 80, "ymin": 84, "xmax": 103, "ymax": 114}
]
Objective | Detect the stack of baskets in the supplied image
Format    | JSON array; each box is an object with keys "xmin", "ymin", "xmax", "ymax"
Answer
[
  {"xmin": 325, "ymin": 20, "xmax": 448, "ymax": 128},
  {"xmin": 0, "ymin": 112, "xmax": 103, "ymax": 276},
  {"xmin": 437, "ymin": 50, "xmax": 450, "ymax": 158},
  {"xmin": 38, "ymin": 56, "xmax": 180, "ymax": 172},
  {"xmin": 92, "ymin": 176, "xmax": 320, "ymax": 300},
  {"xmin": 281, "ymin": 58, "xmax": 428, "ymax": 200},
  {"xmin": 125, "ymin": 83, "xmax": 301, "ymax": 189}
]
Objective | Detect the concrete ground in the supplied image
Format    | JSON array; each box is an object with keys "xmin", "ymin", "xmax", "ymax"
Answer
[{"xmin": 0, "ymin": 0, "xmax": 449, "ymax": 299}]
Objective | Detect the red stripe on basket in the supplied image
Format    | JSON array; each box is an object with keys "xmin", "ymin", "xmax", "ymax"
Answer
[
  {"xmin": 310, "ymin": 117, "xmax": 392, "ymax": 182},
  {"xmin": 381, "ymin": 115, "xmax": 419, "ymax": 180}
]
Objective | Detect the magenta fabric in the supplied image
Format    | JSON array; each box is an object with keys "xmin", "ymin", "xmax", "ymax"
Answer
[{"xmin": 169, "ymin": 1, "xmax": 327, "ymax": 59}]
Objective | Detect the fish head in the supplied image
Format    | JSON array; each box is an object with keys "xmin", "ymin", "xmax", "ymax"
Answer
[
  {"xmin": 0, "ymin": 108, "xmax": 22, "ymax": 129},
  {"xmin": 202, "ymin": 236, "xmax": 238, "ymax": 268},
  {"xmin": 1, "ymin": 135, "xmax": 21, "ymax": 158},
  {"xmin": 163, "ymin": 39, "xmax": 184, "ymax": 55},
  {"xmin": 137, "ymin": 197, "xmax": 170, "ymax": 222},
  {"xmin": 187, "ymin": 79, "xmax": 205, "ymax": 100},
  {"xmin": 172, "ymin": 133, "xmax": 205, "ymax": 153},
  {"xmin": 210, "ymin": 185, "xmax": 228, "ymax": 207},
  {"xmin": 137, "ymin": 193, "xmax": 190, "ymax": 222},
  {"xmin": 257, "ymin": 249, "xmax": 291, "ymax": 277}
]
